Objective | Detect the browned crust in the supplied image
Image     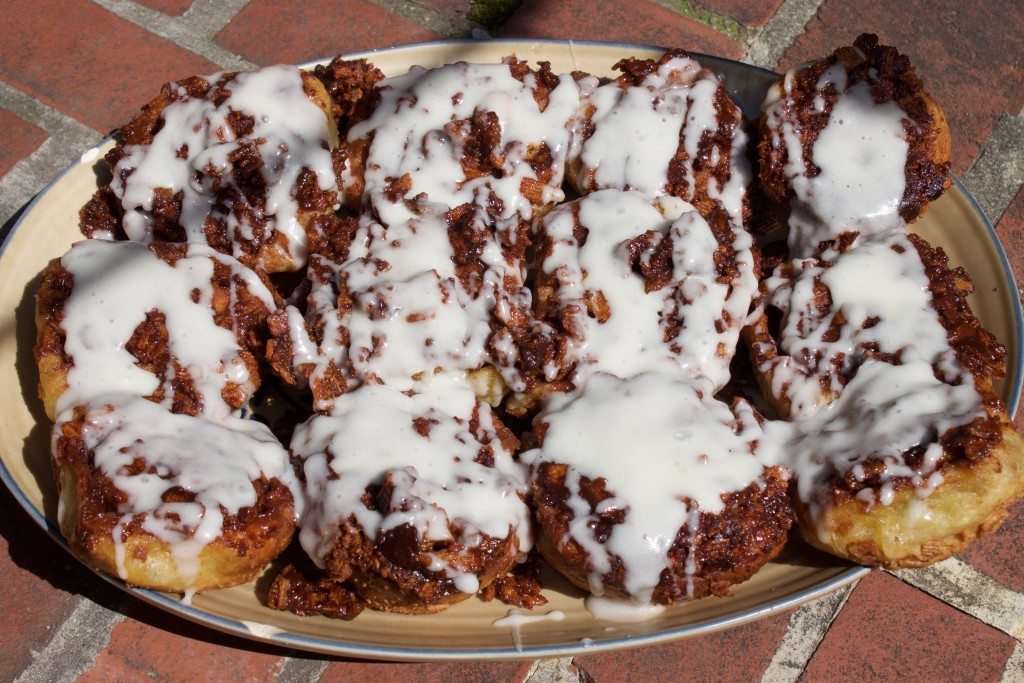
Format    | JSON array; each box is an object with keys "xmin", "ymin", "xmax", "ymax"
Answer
[
  {"xmin": 476, "ymin": 550, "xmax": 548, "ymax": 608},
  {"xmin": 266, "ymin": 563, "xmax": 365, "ymax": 620},
  {"xmin": 319, "ymin": 512, "xmax": 522, "ymax": 615},
  {"xmin": 312, "ymin": 57, "xmax": 384, "ymax": 135},
  {"xmin": 328, "ymin": 522, "xmax": 521, "ymax": 614},
  {"xmin": 52, "ymin": 410, "xmax": 296, "ymax": 592}
]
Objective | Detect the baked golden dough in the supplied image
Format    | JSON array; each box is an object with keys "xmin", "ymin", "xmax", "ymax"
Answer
[
  {"xmin": 797, "ymin": 413, "xmax": 1024, "ymax": 568},
  {"xmin": 52, "ymin": 400, "xmax": 298, "ymax": 592}
]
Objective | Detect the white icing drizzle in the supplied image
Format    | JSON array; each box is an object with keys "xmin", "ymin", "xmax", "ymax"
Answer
[
  {"xmin": 538, "ymin": 189, "xmax": 757, "ymax": 390},
  {"xmin": 111, "ymin": 65, "xmax": 337, "ymax": 269},
  {"xmin": 58, "ymin": 240, "xmax": 276, "ymax": 419},
  {"xmin": 769, "ymin": 359, "xmax": 984, "ymax": 521},
  {"xmin": 758, "ymin": 231, "xmax": 966, "ymax": 417},
  {"xmin": 523, "ymin": 372, "xmax": 771, "ymax": 603},
  {"xmin": 762, "ymin": 66, "xmax": 911, "ymax": 256},
  {"xmin": 241, "ymin": 621, "xmax": 283, "ymax": 638},
  {"xmin": 346, "ymin": 60, "xmax": 583, "ymax": 227},
  {"xmin": 291, "ymin": 377, "xmax": 531, "ymax": 591},
  {"xmin": 282, "ymin": 205, "xmax": 531, "ymax": 409},
  {"xmin": 572, "ymin": 56, "xmax": 751, "ymax": 228},
  {"xmin": 59, "ymin": 396, "xmax": 302, "ymax": 588},
  {"xmin": 584, "ymin": 596, "xmax": 666, "ymax": 623},
  {"xmin": 492, "ymin": 608, "xmax": 566, "ymax": 651},
  {"xmin": 282, "ymin": 59, "xmax": 588, "ymax": 602}
]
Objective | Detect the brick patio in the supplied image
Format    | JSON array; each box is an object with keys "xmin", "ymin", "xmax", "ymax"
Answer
[{"xmin": 1, "ymin": 1, "xmax": 1022, "ymax": 680}]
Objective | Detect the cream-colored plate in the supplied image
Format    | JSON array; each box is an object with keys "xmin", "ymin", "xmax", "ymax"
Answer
[{"xmin": 0, "ymin": 40, "xmax": 1020, "ymax": 661}]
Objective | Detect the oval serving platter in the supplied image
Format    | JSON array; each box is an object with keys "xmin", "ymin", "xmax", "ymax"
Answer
[{"xmin": 0, "ymin": 39, "xmax": 1020, "ymax": 661}]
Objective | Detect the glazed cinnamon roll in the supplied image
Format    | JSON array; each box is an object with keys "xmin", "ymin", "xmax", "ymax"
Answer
[
  {"xmin": 758, "ymin": 33, "xmax": 951, "ymax": 256},
  {"xmin": 339, "ymin": 57, "xmax": 586, "ymax": 227},
  {"xmin": 525, "ymin": 189, "xmax": 760, "ymax": 395},
  {"xmin": 566, "ymin": 50, "xmax": 751, "ymax": 229},
  {"xmin": 526, "ymin": 372, "xmax": 791, "ymax": 603},
  {"xmin": 266, "ymin": 203, "xmax": 536, "ymax": 412},
  {"xmin": 79, "ymin": 65, "xmax": 343, "ymax": 273},
  {"xmin": 781, "ymin": 358, "xmax": 1024, "ymax": 568},
  {"xmin": 36, "ymin": 240, "xmax": 280, "ymax": 421},
  {"xmin": 291, "ymin": 380, "xmax": 531, "ymax": 614},
  {"xmin": 52, "ymin": 396, "xmax": 301, "ymax": 593}
]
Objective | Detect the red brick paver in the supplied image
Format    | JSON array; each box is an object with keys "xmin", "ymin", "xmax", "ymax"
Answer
[
  {"xmin": 0, "ymin": 488, "xmax": 81, "ymax": 680},
  {"xmin": 0, "ymin": 0, "xmax": 217, "ymax": 134},
  {"xmin": 782, "ymin": 0, "xmax": 1024, "ymax": 176},
  {"xmin": 502, "ymin": 0, "xmax": 743, "ymax": 59},
  {"xmin": 133, "ymin": 0, "xmax": 194, "ymax": 15},
  {"xmin": 697, "ymin": 0, "xmax": 784, "ymax": 27},
  {"xmin": 961, "ymin": 498, "xmax": 1024, "ymax": 594},
  {"xmin": 321, "ymin": 659, "xmax": 533, "ymax": 682},
  {"xmin": 215, "ymin": 0, "xmax": 438, "ymax": 67},
  {"xmin": 78, "ymin": 602, "xmax": 288, "ymax": 683},
  {"xmin": 573, "ymin": 609, "xmax": 794, "ymax": 680},
  {"xmin": 802, "ymin": 572, "xmax": 1016, "ymax": 681},
  {"xmin": 0, "ymin": 109, "xmax": 47, "ymax": 177}
]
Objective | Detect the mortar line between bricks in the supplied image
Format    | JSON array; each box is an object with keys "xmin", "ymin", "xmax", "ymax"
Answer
[
  {"xmin": 367, "ymin": 0, "xmax": 473, "ymax": 38},
  {"xmin": 743, "ymin": 0, "xmax": 826, "ymax": 69},
  {"xmin": 274, "ymin": 656, "xmax": 330, "ymax": 683},
  {"xmin": 889, "ymin": 558, "xmax": 1024, "ymax": 642},
  {"xmin": 14, "ymin": 597, "xmax": 128, "ymax": 683},
  {"xmin": 962, "ymin": 112, "xmax": 1024, "ymax": 224},
  {"xmin": 89, "ymin": 0, "xmax": 256, "ymax": 70},
  {"xmin": 523, "ymin": 656, "xmax": 581, "ymax": 683},
  {"xmin": 0, "ymin": 82, "xmax": 98, "ymax": 141},
  {"xmin": 0, "ymin": 133, "xmax": 104, "ymax": 227},
  {"xmin": 1000, "ymin": 640, "xmax": 1024, "ymax": 682},
  {"xmin": 522, "ymin": 658, "xmax": 546, "ymax": 681},
  {"xmin": 759, "ymin": 582, "xmax": 856, "ymax": 683}
]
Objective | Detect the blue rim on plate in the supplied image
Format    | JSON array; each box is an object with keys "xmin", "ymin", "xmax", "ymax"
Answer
[{"xmin": 0, "ymin": 38, "xmax": 1020, "ymax": 661}]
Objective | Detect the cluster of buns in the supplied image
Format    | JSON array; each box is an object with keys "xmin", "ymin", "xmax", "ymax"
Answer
[{"xmin": 35, "ymin": 33, "xmax": 1024, "ymax": 619}]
